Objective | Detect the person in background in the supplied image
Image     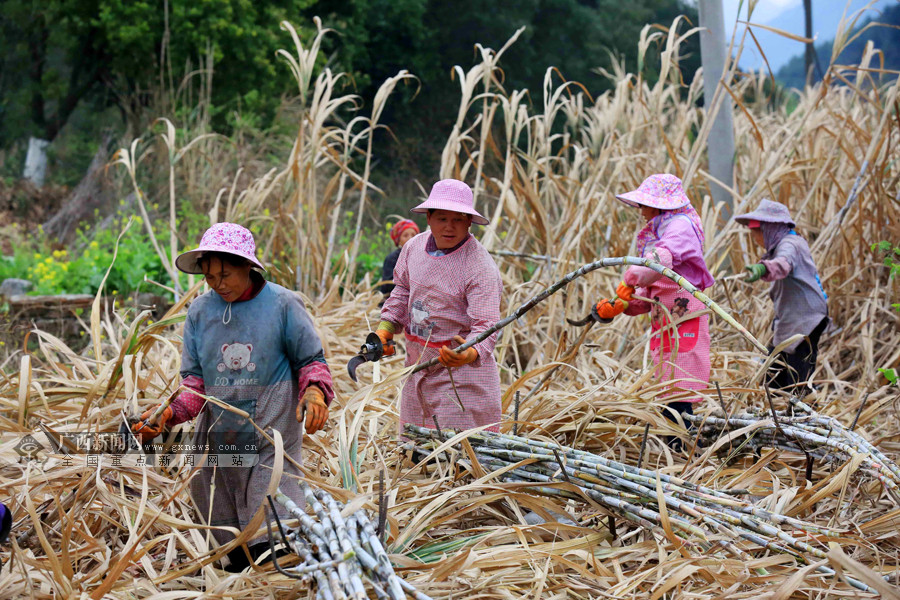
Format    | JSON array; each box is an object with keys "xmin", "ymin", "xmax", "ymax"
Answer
[
  {"xmin": 132, "ymin": 222, "xmax": 335, "ymax": 572},
  {"xmin": 370, "ymin": 179, "xmax": 503, "ymax": 432},
  {"xmin": 735, "ymin": 199, "xmax": 828, "ymax": 396},
  {"xmin": 594, "ymin": 174, "xmax": 715, "ymax": 444},
  {"xmin": 381, "ymin": 219, "xmax": 420, "ymax": 299},
  {"xmin": 0, "ymin": 500, "xmax": 10, "ymax": 544}
]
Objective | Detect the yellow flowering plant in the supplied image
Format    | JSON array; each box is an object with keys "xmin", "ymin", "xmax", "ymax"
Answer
[{"xmin": 1, "ymin": 215, "xmax": 199, "ymax": 298}]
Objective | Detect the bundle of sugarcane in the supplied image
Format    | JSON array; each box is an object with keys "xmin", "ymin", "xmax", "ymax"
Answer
[
  {"xmin": 270, "ymin": 483, "xmax": 432, "ymax": 600},
  {"xmin": 685, "ymin": 408, "xmax": 900, "ymax": 493},
  {"xmin": 403, "ymin": 423, "xmax": 884, "ymax": 593}
]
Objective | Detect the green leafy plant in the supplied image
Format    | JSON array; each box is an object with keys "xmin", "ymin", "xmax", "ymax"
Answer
[
  {"xmin": 871, "ymin": 240, "xmax": 900, "ymax": 384},
  {"xmin": 879, "ymin": 367, "xmax": 899, "ymax": 386},
  {"xmin": 332, "ymin": 212, "xmax": 398, "ymax": 286},
  {"xmin": 0, "ymin": 213, "xmax": 206, "ymax": 299},
  {"xmin": 871, "ymin": 240, "xmax": 900, "ymax": 311}
]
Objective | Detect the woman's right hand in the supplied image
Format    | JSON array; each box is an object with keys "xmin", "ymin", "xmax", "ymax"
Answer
[
  {"xmin": 375, "ymin": 328, "xmax": 395, "ymax": 357},
  {"xmin": 616, "ymin": 282, "xmax": 635, "ymax": 301},
  {"xmin": 595, "ymin": 297, "xmax": 629, "ymax": 320},
  {"xmin": 131, "ymin": 405, "xmax": 173, "ymax": 443},
  {"xmin": 744, "ymin": 263, "xmax": 767, "ymax": 283}
]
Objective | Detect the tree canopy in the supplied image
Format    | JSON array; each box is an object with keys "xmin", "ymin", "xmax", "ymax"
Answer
[
  {"xmin": 0, "ymin": 0, "xmax": 316, "ymax": 146},
  {"xmin": 306, "ymin": 0, "xmax": 701, "ymax": 185},
  {"xmin": 0, "ymin": 0, "xmax": 701, "ymax": 183}
]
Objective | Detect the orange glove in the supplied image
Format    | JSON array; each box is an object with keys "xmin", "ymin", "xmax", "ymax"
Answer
[
  {"xmin": 299, "ymin": 385, "xmax": 328, "ymax": 434},
  {"xmin": 439, "ymin": 335, "xmax": 478, "ymax": 368},
  {"xmin": 616, "ymin": 282, "xmax": 635, "ymax": 302},
  {"xmin": 375, "ymin": 328, "xmax": 395, "ymax": 357},
  {"xmin": 595, "ymin": 297, "xmax": 629, "ymax": 320},
  {"xmin": 131, "ymin": 405, "xmax": 174, "ymax": 443}
]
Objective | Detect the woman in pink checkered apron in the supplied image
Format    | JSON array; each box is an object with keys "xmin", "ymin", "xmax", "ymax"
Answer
[
  {"xmin": 594, "ymin": 174, "xmax": 715, "ymax": 436},
  {"xmin": 376, "ymin": 179, "xmax": 503, "ymax": 432}
]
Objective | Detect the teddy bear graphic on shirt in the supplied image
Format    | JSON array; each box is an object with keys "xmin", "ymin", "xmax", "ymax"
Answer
[
  {"xmin": 217, "ymin": 343, "xmax": 257, "ymax": 373},
  {"xmin": 409, "ymin": 299, "xmax": 435, "ymax": 340}
]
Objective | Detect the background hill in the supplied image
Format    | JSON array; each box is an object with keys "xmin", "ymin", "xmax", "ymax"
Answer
[
  {"xmin": 776, "ymin": 1, "xmax": 900, "ymax": 88},
  {"xmin": 725, "ymin": 0, "xmax": 894, "ymax": 73}
]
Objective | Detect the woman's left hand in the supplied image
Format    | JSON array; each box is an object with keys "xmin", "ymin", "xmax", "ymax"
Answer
[
  {"xmin": 616, "ymin": 281, "xmax": 635, "ymax": 301},
  {"xmin": 439, "ymin": 335, "xmax": 478, "ymax": 368},
  {"xmin": 299, "ymin": 386, "xmax": 328, "ymax": 434}
]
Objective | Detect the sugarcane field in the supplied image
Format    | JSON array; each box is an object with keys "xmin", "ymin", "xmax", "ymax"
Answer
[{"xmin": 1, "ymin": 3, "xmax": 900, "ymax": 599}]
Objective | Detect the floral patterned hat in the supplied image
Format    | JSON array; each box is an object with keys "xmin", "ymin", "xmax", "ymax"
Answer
[
  {"xmin": 733, "ymin": 198, "xmax": 796, "ymax": 228},
  {"xmin": 411, "ymin": 179, "xmax": 489, "ymax": 225},
  {"xmin": 615, "ymin": 174, "xmax": 691, "ymax": 210},
  {"xmin": 175, "ymin": 222, "xmax": 266, "ymax": 274}
]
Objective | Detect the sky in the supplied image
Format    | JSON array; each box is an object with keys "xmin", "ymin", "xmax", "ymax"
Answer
[{"xmin": 716, "ymin": 0, "xmax": 895, "ymax": 72}]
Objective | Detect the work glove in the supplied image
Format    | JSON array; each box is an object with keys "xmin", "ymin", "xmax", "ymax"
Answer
[
  {"xmin": 299, "ymin": 385, "xmax": 328, "ymax": 434},
  {"xmin": 595, "ymin": 297, "xmax": 629, "ymax": 320},
  {"xmin": 439, "ymin": 335, "xmax": 478, "ymax": 368},
  {"xmin": 131, "ymin": 404, "xmax": 174, "ymax": 443},
  {"xmin": 616, "ymin": 282, "xmax": 635, "ymax": 302},
  {"xmin": 375, "ymin": 327, "xmax": 395, "ymax": 357},
  {"xmin": 744, "ymin": 263, "xmax": 767, "ymax": 283}
]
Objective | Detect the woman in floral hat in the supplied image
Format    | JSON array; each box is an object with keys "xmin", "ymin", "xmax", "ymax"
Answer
[
  {"xmin": 380, "ymin": 218, "xmax": 420, "ymax": 299},
  {"xmin": 735, "ymin": 199, "xmax": 828, "ymax": 396},
  {"xmin": 595, "ymin": 174, "xmax": 715, "ymax": 439},
  {"xmin": 372, "ymin": 179, "xmax": 503, "ymax": 432},
  {"xmin": 132, "ymin": 222, "xmax": 335, "ymax": 571}
]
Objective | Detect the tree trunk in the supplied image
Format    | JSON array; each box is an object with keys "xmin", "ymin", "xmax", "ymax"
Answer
[
  {"xmin": 804, "ymin": 0, "xmax": 815, "ymax": 87},
  {"xmin": 43, "ymin": 134, "xmax": 115, "ymax": 243},
  {"xmin": 23, "ymin": 137, "xmax": 50, "ymax": 187},
  {"xmin": 698, "ymin": 0, "xmax": 735, "ymax": 217}
]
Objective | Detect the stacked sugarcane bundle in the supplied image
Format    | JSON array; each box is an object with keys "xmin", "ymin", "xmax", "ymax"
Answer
[
  {"xmin": 403, "ymin": 423, "xmax": 883, "ymax": 593},
  {"xmin": 684, "ymin": 407, "xmax": 900, "ymax": 494},
  {"xmin": 271, "ymin": 483, "xmax": 432, "ymax": 600}
]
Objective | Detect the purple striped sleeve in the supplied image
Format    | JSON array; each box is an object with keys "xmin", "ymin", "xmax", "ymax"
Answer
[{"xmin": 761, "ymin": 257, "xmax": 792, "ymax": 281}]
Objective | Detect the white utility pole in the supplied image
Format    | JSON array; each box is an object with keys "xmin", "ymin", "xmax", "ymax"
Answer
[
  {"xmin": 23, "ymin": 137, "xmax": 51, "ymax": 187},
  {"xmin": 698, "ymin": 0, "xmax": 735, "ymax": 216}
]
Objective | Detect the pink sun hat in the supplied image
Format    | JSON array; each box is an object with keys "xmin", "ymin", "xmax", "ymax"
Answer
[
  {"xmin": 410, "ymin": 179, "xmax": 489, "ymax": 225},
  {"xmin": 615, "ymin": 173, "xmax": 691, "ymax": 210},
  {"xmin": 175, "ymin": 222, "xmax": 266, "ymax": 274}
]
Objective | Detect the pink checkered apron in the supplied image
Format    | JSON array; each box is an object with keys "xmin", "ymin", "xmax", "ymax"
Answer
[{"xmin": 644, "ymin": 277, "xmax": 711, "ymax": 401}]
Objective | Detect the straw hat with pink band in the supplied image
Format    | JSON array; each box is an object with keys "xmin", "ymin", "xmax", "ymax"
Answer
[
  {"xmin": 615, "ymin": 173, "xmax": 691, "ymax": 210},
  {"xmin": 175, "ymin": 222, "xmax": 267, "ymax": 274},
  {"xmin": 411, "ymin": 179, "xmax": 489, "ymax": 225}
]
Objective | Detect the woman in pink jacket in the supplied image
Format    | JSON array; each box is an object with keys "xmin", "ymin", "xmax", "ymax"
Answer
[
  {"xmin": 595, "ymin": 174, "xmax": 715, "ymax": 435},
  {"xmin": 375, "ymin": 179, "xmax": 503, "ymax": 432}
]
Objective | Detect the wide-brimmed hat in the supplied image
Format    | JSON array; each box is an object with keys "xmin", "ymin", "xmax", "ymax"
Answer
[
  {"xmin": 411, "ymin": 179, "xmax": 489, "ymax": 225},
  {"xmin": 175, "ymin": 222, "xmax": 266, "ymax": 274},
  {"xmin": 734, "ymin": 198, "xmax": 795, "ymax": 228},
  {"xmin": 390, "ymin": 219, "xmax": 420, "ymax": 245},
  {"xmin": 615, "ymin": 174, "xmax": 691, "ymax": 210}
]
